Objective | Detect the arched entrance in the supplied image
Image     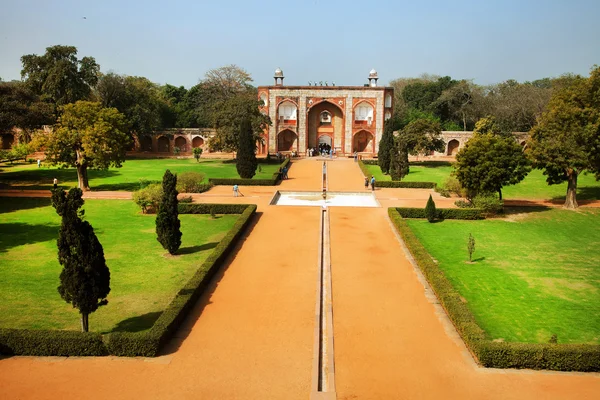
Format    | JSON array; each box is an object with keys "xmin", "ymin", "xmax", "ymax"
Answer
[
  {"xmin": 277, "ymin": 129, "xmax": 297, "ymax": 152},
  {"xmin": 1, "ymin": 134, "xmax": 14, "ymax": 150},
  {"xmin": 139, "ymin": 136, "xmax": 152, "ymax": 151},
  {"xmin": 447, "ymin": 139, "xmax": 459, "ymax": 156},
  {"xmin": 307, "ymin": 101, "xmax": 343, "ymax": 151},
  {"xmin": 157, "ymin": 136, "xmax": 170, "ymax": 153},
  {"xmin": 192, "ymin": 136, "xmax": 204, "ymax": 148},
  {"xmin": 318, "ymin": 135, "xmax": 332, "ymax": 153},
  {"xmin": 353, "ymin": 130, "xmax": 374, "ymax": 153},
  {"xmin": 175, "ymin": 136, "xmax": 188, "ymax": 152}
]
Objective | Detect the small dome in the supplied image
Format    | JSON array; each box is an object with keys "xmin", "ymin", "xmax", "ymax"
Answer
[
  {"xmin": 274, "ymin": 67, "xmax": 284, "ymax": 78},
  {"xmin": 369, "ymin": 68, "xmax": 378, "ymax": 78}
]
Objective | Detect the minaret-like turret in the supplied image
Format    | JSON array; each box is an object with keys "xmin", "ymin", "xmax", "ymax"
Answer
[
  {"xmin": 274, "ymin": 67, "xmax": 284, "ymax": 86},
  {"xmin": 368, "ymin": 68, "xmax": 379, "ymax": 87}
]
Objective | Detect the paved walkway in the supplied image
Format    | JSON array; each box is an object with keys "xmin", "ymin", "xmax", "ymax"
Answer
[{"xmin": 0, "ymin": 158, "xmax": 599, "ymax": 399}]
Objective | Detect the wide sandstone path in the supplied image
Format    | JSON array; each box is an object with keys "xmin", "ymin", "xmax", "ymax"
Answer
[
  {"xmin": 0, "ymin": 160, "xmax": 324, "ymax": 399},
  {"xmin": 326, "ymin": 158, "xmax": 600, "ymax": 399}
]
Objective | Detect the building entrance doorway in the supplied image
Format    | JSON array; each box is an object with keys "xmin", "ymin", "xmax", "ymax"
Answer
[
  {"xmin": 307, "ymin": 101, "xmax": 343, "ymax": 152},
  {"xmin": 318, "ymin": 135, "xmax": 332, "ymax": 153}
]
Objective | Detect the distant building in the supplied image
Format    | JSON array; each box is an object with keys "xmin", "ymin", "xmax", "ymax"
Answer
[{"xmin": 257, "ymin": 68, "xmax": 394, "ymax": 156}]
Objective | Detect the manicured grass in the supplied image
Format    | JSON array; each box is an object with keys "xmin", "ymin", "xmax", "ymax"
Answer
[
  {"xmin": 405, "ymin": 208, "xmax": 600, "ymax": 344},
  {"xmin": 0, "ymin": 197, "xmax": 238, "ymax": 333},
  {"xmin": 0, "ymin": 158, "xmax": 281, "ymax": 191},
  {"xmin": 365, "ymin": 163, "xmax": 600, "ymax": 201}
]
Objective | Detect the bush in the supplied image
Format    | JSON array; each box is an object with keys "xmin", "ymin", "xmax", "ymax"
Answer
[
  {"xmin": 395, "ymin": 207, "xmax": 484, "ymax": 220},
  {"xmin": 176, "ymin": 171, "xmax": 207, "ymax": 193},
  {"xmin": 0, "ymin": 329, "xmax": 107, "ymax": 356},
  {"xmin": 179, "ymin": 195, "xmax": 193, "ymax": 203},
  {"xmin": 156, "ymin": 170, "xmax": 181, "ymax": 255},
  {"xmin": 425, "ymin": 194, "xmax": 436, "ymax": 222},
  {"xmin": 388, "ymin": 208, "xmax": 600, "ymax": 372},
  {"xmin": 132, "ymin": 183, "xmax": 162, "ymax": 214},
  {"xmin": 471, "ymin": 193, "xmax": 504, "ymax": 215},
  {"xmin": 178, "ymin": 203, "xmax": 249, "ymax": 214},
  {"xmin": 443, "ymin": 176, "xmax": 468, "ymax": 197}
]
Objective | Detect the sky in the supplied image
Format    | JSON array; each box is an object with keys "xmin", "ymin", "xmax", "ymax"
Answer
[{"xmin": 1, "ymin": 0, "xmax": 599, "ymax": 88}]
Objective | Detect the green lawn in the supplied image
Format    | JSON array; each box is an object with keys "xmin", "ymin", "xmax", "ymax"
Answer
[
  {"xmin": 0, "ymin": 197, "xmax": 238, "ymax": 333},
  {"xmin": 365, "ymin": 163, "xmax": 600, "ymax": 201},
  {"xmin": 405, "ymin": 208, "xmax": 600, "ymax": 344},
  {"xmin": 0, "ymin": 158, "xmax": 281, "ymax": 191}
]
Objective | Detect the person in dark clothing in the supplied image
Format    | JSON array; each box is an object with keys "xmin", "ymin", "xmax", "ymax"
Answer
[
  {"xmin": 364, "ymin": 177, "xmax": 369, "ymax": 190},
  {"xmin": 370, "ymin": 176, "xmax": 376, "ymax": 191}
]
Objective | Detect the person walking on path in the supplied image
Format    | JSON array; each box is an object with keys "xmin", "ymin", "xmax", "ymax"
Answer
[
  {"xmin": 283, "ymin": 166, "xmax": 288, "ymax": 179},
  {"xmin": 364, "ymin": 177, "xmax": 369, "ymax": 190},
  {"xmin": 53, "ymin": 177, "xmax": 58, "ymax": 189},
  {"xmin": 370, "ymin": 175, "xmax": 376, "ymax": 191},
  {"xmin": 233, "ymin": 184, "xmax": 239, "ymax": 197},
  {"xmin": 37, "ymin": 159, "xmax": 41, "ymax": 168}
]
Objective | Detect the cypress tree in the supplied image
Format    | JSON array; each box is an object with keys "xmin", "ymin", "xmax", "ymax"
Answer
[
  {"xmin": 425, "ymin": 194, "xmax": 437, "ymax": 223},
  {"xmin": 378, "ymin": 121, "xmax": 394, "ymax": 174},
  {"xmin": 390, "ymin": 138, "xmax": 410, "ymax": 181},
  {"xmin": 51, "ymin": 188, "xmax": 110, "ymax": 332},
  {"xmin": 236, "ymin": 119, "xmax": 258, "ymax": 179},
  {"xmin": 156, "ymin": 169, "xmax": 182, "ymax": 254}
]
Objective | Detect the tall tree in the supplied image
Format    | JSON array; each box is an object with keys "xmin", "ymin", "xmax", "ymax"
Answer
[
  {"xmin": 236, "ymin": 119, "xmax": 258, "ymax": 178},
  {"xmin": 529, "ymin": 67, "xmax": 600, "ymax": 209},
  {"xmin": 455, "ymin": 117, "xmax": 531, "ymax": 200},
  {"xmin": 43, "ymin": 101, "xmax": 129, "ymax": 191},
  {"xmin": 156, "ymin": 170, "xmax": 182, "ymax": 254},
  {"xmin": 21, "ymin": 45, "xmax": 99, "ymax": 106},
  {"xmin": 378, "ymin": 119, "xmax": 395, "ymax": 174},
  {"xmin": 209, "ymin": 91, "xmax": 270, "ymax": 153},
  {"xmin": 0, "ymin": 81, "xmax": 54, "ymax": 138},
  {"xmin": 389, "ymin": 136, "xmax": 410, "ymax": 181},
  {"xmin": 400, "ymin": 118, "xmax": 446, "ymax": 157},
  {"xmin": 51, "ymin": 188, "xmax": 110, "ymax": 332},
  {"xmin": 204, "ymin": 64, "xmax": 254, "ymax": 99}
]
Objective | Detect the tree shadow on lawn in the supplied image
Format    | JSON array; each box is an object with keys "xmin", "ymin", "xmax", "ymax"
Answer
[
  {"xmin": 159, "ymin": 212, "xmax": 263, "ymax": 356},
  {"xmin": 107, "ymin": 311, "xmax": 163, "ymax": 333},
  {"xmin": 0, "ymin": 168, "xmax": 122, "ymax": 190},
  {"xmin": 177, "ymin": 242, "xmax": 218, "ymax": 255},
  {"xmin": 0, "ymin": 222, "xmax": 58, "ymax": 253},
  {"xmin": 91, "ymin": 181, "xmax": 156, "ymax": 192},
  {"xmin": 0, "ymin": 197, "xmax": 52, "ymax": 214},
  {"xmin": 502, "ymin": 205, "xmax": 552, "ymax": 216},
  {"xmin": 550, "ymin": 185, "xmax": 600, "ymax": 201}
]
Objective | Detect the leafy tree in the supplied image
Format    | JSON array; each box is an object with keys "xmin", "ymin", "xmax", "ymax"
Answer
[
  {"xmin": 377, "ymin": 120, "xmax": 394, "ymax": 174},
  {"xmin": 467, "ymin": 234, "xmax": 476, "ymax": 262},
  {"xmin": 133, "ymin": 183, "xmax": 162, "ymax": 214},
  {"xmin": 529, "ymin": 67, "xmax": 600, "ymax": 208},
  {"xmin": 21, "ymin": 45, "xmax": 99, "ymax": 106},
  {"xmin": 236, "ymin": 119, "xmax": 258, "ymax": 178},
  {"xmin": 425, "ymin": 194, "xmax": 436, "ymax": 223},
  {"xmin": 192, "ymin": 147, "xmax": 203, "ymax": 162},
  {"xmin": 0, "ymin": 81, "xmax": 55, "ymax": 135},
  {"xmin": 156, "ymin": 170, "xmax": 182, "ymax": 254},
  {"xmin": 51, "ymin": 188, "xmax": 110, "ymax": 332},
  {"xmin": 43, "ymin": 101, "xmax": 130, "ymax": 191},
  {"xmin": 204, "ymin": 64, "xmax": 254, "ymax": 99},
  {"xmin": 436, "ymin": 80, "xmax": 489, "ymax": 131},
  {"xmin": 389, "ymin": 136, "xmax": 409, "ymax": 181},
  {"xmin": 455, "ymin": 117, "xmax": 531, "ymax": 200},
  {"xmin": 400, "ymin": 118, "xmax": 446, "ymax": 157},
  {"xmin": 209, "ymin": 91, "xmax": 270, "ymax": 153},
  {"xmin": 402, "ymin": 76, "xmax": 457, "ymax": 121}
]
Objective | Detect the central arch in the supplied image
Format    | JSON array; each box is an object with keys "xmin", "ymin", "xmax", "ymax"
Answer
[
  {"xmin": 277, "ymin": 129, "xmax": 297, "ymax": 152},
  {"xmin": 307, "ymin": 100, "xmax": 344, "ymax": 151}
]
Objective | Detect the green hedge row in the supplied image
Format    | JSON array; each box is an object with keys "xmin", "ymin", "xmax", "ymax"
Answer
[
  {"xmin": 0, "ymin": 204, "xmax": 257, "ymax": 357},
  {"xmin": 357, "ymin": 160, "xmax": 436, "ymax": 189},
  {"xmin": 0, "ymin": 329, "xmax": 107, "ymax": 356},
  {"xmin": 396, "ymin": 207, "xmax": 484, "ymax": 220},
  {"xmin": 209, "ymin": 158, "xmax": 291, "ymax": 186},
  {"xmin": 388, "ymin": 208, "xmax": 600, "ymax": 372}
]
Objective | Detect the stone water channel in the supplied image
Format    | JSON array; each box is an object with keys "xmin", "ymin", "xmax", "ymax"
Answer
[{"xmin": 270, "ymin": 161, "xmax": 380, "ymax": 399}]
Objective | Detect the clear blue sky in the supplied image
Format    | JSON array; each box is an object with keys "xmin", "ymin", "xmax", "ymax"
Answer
[{"xmin": 1, "ymin": 0, "xmax": 599, "ymax": 87}]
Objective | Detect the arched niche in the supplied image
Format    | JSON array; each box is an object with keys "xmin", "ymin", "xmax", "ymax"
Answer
[
  {"xmin": 157, "ymin": 136, "xmax": 170, "ymax": 153},
  {"xmin": 447, "ymin": 139, "xmax": 460, "ymax": 156},
  {"xmin": 277, "ymin": 129, "xmax": 297, "ymax": 151},
  {"xmin": 278, "ymin": 101, "xmax": 297, "ymax": 122}
]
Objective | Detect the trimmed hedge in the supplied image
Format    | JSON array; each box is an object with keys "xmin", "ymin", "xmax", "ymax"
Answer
[
  {"xmin": 388, "ymin": 208, "xmax": 600, "ymax": 372},
  {"xmin": 0, "ymin": 204, "xmax": 257, "ymax": 357},
  {"xmin": 396, "ymin": 207, "xmax": 484, "ymax": 220},
  {"xmin": 0, "ymin": 328, "xmax": 107, "ymax": 356},
  {"xmin": 209, "ymin": 158, "xmax": 291, "ymax": 186},
  {"xmin": 357, "ymin": 160, "xmax": 436, "ymax": 189}
]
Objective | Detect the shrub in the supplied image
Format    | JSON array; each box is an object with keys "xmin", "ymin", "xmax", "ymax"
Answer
[
  {"xmin": 443, "ymin": 175, "xmax": 468, "ymax": 197},
  {"xmin": 236, "ymin": 119, "xmax": 257, "ymax": 178},
  {"xmin": 179, "ymin": 195, "xmax": 193, "ymax": 203},
  {"xmin": 425, "ymin": 194, "xmax": 436, "ymax": 223},
  {"xmin": 455, "ymin": 199, "xmax": 472, "ymax": 208},
  {"xmin": 472, "ymin": 193, "xmax": 504, "ymax": 215},
  {"xmin": 0, "ymin": 329, "xmax": 107, "ymax": 356},
  {"xmin": 192, "ymin": 147, "xmax": 203, "ymax": 162},
  {"xmin": 468, "ymin": 234, "xmax": 476, "ymax": 262},
  {"xmin": 156, "ymin": 170, "xmax": 182, "ymax": 255},
  {"xmin": 132, "ymin": 183, "xmax": 162, "ymax": 214},
  {"xmin": 396, "ymin": 207, "xmax": 484, "ymax": 220},
  {"xmin": 176, "ymin": 171, "xmax": 206, "ymax": 193}
]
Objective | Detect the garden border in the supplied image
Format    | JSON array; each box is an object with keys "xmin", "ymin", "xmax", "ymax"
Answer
[
  {"xmin": 388, "ymin": 208, "xmax": 600, "ymax": 372},
  {"xmin": 209, "ymin": 158, "xmax": 291, "ymax": 186},
  {"xmin": 357, "ymin": 159, "xmax": 437, "ymax": 189},
  {"xmin": 0, "ymin": 203, "xmax": 257, "ymax": 357}
]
